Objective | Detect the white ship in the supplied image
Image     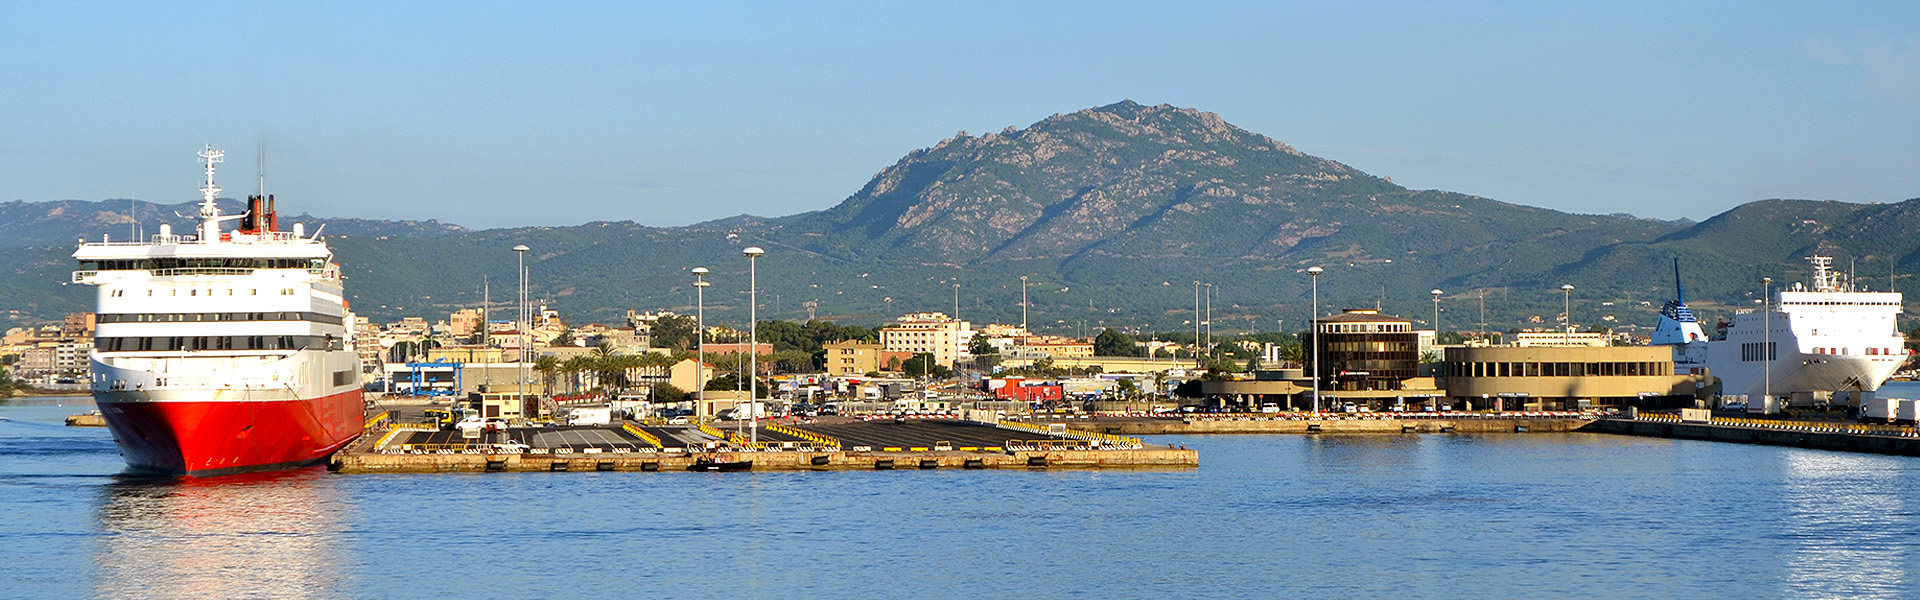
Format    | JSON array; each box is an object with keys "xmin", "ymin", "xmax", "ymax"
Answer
[
  {"xmin": 1655, "ymin": 256, "xmax": 1908, "ymax": 406},
  {"xmin": 72, "ymin": 146, "xmax": 364, "ymax": 476}
]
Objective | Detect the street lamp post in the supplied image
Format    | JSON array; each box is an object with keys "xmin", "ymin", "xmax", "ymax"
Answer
[
  {"xmin": 744, "ymin": 247, "xmax": 764, "ymax": 444},
  {"xmin": 1192, "ymin": 281, "xmax": 1202, "ymax": 369},
  {"xmin": 1020, "ymin": 276, "xmax": 1029, "ymax": 331},
  {"xmin": 1763, "ymin": 276, "xmax": 1773, "ymax": 406},
  {"xmin": 1561, "ymin": 284, "xmax": 1575, "ymax": 346},
  {"xmin": 953, "ymin": 283, "xmax": 960, "ymax": 320},
  {"xmin": 692, "ymin": 267, "xmax": 709, "ymax": 411},
  {"xmin": 1204, "ymin": 282, "xmax": 1214, "ymax": 360},
  {"xmin": 1307, "ymin": 266, "xmax": 1323, "ymax": 413},
  {"xmin": 513, "ymin": 244, "xmax": 529, "ymax": 412},
  {"xmin": 1431, "ymin": 289, "xmax": 1443, "ymax": 337}
]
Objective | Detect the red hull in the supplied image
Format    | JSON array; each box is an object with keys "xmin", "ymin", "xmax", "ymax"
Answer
[{"xmin": 98, "ymin": 389, "xmax": 365, "ymax": 477}]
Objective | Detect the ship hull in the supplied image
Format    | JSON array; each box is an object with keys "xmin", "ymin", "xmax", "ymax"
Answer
[{"xmin": 95, "ymin": 389, "xmax": 363, "ymax": 477}]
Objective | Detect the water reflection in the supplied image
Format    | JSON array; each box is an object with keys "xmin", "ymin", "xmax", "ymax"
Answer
[
  {"xmin": 1780, "ymin": 450, "xmax": 1913, "ymax": 599},
  {"xmin": 93, "ymin": 467, "xmax": 351, "ymax": 599}
]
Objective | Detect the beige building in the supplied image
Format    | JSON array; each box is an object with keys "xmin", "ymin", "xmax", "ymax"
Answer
[
  {"xmin": 880, "ymin": 312, "xmax": 972, "ymax": 367},
  {"xmin": 1440, "ymin": 345, "xmax": 1710, "ymax": 410},
  {"xmin": 824, "ymin": 340, "xmax": 890, "ymax": 376},
  {"xmin": 668, "ymin": 358, "xmax": 715, "ymax": 393},
  {"xmin": 447, "ymin": 308, "xmax": 484, "ymax": 338},
  {"xmin": 1013, "ymin": 336, "xmax": 1094, "ymax": 359}
]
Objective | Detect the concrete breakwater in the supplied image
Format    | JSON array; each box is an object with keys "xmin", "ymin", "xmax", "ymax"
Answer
[{"xmin": 1582, "ymin": 417, "xmax": 1920, "ymax": 456}]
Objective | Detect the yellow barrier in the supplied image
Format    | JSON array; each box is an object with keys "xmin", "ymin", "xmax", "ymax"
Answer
[
  {"xmin": 391, "ymin": 422, "xmax": 439, "ymax": 431},
  {"xmin": 374, "ymin": 427, "xmax": 405, "ymax": 449},
  {"xmin": 697, "ymin": 421, "xmax": 730, "ymax": 440},
  {"xmin": 997, "ymin": 419, "xmax": 1145, "ymax": 447},
  {"xmin": 768, "ymin": 423, "xmax": 842, "ymax": 448},
  {"xmin": 364, "ymin": 410, "xmax": 391, "ymax": 429},
  {"xmin": 622, "ymin": 423, "xmax": 664, "ymax": 448}
]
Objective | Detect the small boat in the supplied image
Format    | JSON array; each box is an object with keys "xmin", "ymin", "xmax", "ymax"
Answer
[{"xmin": 687, "ymin": 457, "xmax": 752, "ymax": 472}]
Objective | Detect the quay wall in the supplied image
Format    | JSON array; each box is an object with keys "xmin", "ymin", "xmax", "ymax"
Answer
[
  {"xmin": 1066, "ymin": 417, "xmax": 1593, "ymax": 436},
  {"xmin": 1582, "ymin": 418, "xmax": 1920, "ymax": 456},
  {"xmin": 331, "ymin": 448, "xmax": 1197, "ymax": 474}
]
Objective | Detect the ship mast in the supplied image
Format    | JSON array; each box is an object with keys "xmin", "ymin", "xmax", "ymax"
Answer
[
  {"xmin": 1808, "ymin": 256, "xmax": 1837, "ymax": 293},
  {"xmin": 198, "ymin": 145, "xmax": 225, "ymax": 244}
]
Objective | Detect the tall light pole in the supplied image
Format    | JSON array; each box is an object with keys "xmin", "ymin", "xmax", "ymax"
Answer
[
  {"xmin": 744, "ymin": 246, "xmax": 764, "ymax": 443},
  {"xmin": 1307, "ymin": 266, "xmax": 1323, "ymax": 413},
  {"xmin": 1192, "ymin": 281, "xmax": 1202, "ymax": 369},
  {"xmin": 1431, "ymin": 289, "xmax": 1443, "ymax": 337},
  {"xmin": 692, "ymin": 267, "xmax": 709, "ymax": 410},
  {"xmin": 1204, "ymin": 282, "xmax": 1214, "ymax": 360},
  {"xmin": 1561, "ymin": 284, "xmax": 1575, "ymax": 346},
  {"xmin": 1763, "ymin": 276, "xmax": 1772, "ymax": 406},
  {"xmin": 1020, "ymin": 275, "xmax": 1029, "ymax": 331},
  {"xmin": 513, "ymin": 244, "xmax": 529, "ymax": 406},
  {"xmin": 953, "ymin": 282, "xmax": 960, "ymax": 320}
]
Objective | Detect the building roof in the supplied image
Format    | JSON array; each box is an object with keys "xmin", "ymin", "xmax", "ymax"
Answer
[{"xmin": 1317, "ymin": 309, "xmax": 1411, "ymax": 324}]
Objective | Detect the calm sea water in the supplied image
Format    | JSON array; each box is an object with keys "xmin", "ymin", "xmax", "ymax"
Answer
[{"xmin": 7, "ymin": 393, "xmax": 1920, "ymax": 600}]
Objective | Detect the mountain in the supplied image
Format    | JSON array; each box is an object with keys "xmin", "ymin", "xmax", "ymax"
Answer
[
  {"xmin": 3, "ymin": 101, "xmax": 1914, "ymax": 336},
  {"xmin": 0, "ymin": 198, "xmax": 467, "ymax": 247}
]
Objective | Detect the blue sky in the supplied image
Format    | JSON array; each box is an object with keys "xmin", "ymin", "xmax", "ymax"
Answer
[{"xmin": 3, "ymin": 2, "xmax": 1916, "ymax": 228}]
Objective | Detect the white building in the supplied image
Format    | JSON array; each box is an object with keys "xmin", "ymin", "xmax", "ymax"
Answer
[{"xmin": 880, "ymin": 312, "xmax": 973, "ymax": 368}]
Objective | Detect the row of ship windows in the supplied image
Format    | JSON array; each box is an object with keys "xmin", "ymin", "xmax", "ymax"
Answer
[
  {"xmin": 95, "ymin": 335, "xmax": 343, "ymax": 352},
  {"xmin": 96, "ymin": 311, "xmax": 344, "ymax": 325},
  {"xmin": 1442, "ymin": 361, "xmax": 1672, "ymax": 378},
  {"xmin": 79, "ymin": 258, "xmax": 325, "ymax": 271},
  {"xmin": 107, "ymin": 288, "xmax": 298, "ymax": 297}
]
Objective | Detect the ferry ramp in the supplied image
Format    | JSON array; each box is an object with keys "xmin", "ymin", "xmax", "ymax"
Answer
[{"xmin": 797, "ymin": 419, "xmax": 1070, "ymax": 451}]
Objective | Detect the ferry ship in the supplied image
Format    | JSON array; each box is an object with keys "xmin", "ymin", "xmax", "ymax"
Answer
[
  {"xmin": 1654, "ymin": 257, "xmax": 1908, "ymax": 405},
  {"xmin": 72, "ymin": 147, "xmax": 364, "ymax": 476}
]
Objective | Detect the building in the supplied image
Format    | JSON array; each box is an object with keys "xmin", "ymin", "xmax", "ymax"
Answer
[
  {"xmin": 62, "ymin": 312, "xmax": 96, "ymax": 338},
  {"xmin": 1011, "ymin": 336, "xmax": 1095, "ymax": 359},
  {"xmin": 428, "ymin": 345, "xmax": 507, "ymax": 364},
  {"xmin": 1439, "ymin": 345, "xmax": 1709, "ymax": 410},
  {"xmin": 1315, "ymin": 309, "xmax": 1419, "ymax": 391},
  {"xmin": 668, "ymin": 358, "xmax": 715, "ymax": 393},
  {"xmin": 822, "ymin": 339, "xmax": 913, "ymax": 376},
  {"xmin": 880, "ymin": 312, "xmax": 973, "ymax": 367},
  {"xmin": 447, "ymin": 308, "xmax": 484, "ymax": 338},
  {"xmin": 1511, "ymin": 331, "xmax": 1610, "ymax": 348}
]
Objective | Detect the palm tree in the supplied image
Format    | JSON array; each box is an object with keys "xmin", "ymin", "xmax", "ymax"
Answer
[
  {"xmin": 561, "ymin": 355, "xmax": 593, "ymax": 395},
  {"xmin": 533, "ymin": 355, "xmax": 560, "ymax": 397}
]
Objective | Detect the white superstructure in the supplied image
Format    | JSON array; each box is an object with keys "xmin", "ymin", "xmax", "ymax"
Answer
[{"xmin": 1664, "ymin": 257, "xmax": 1907, "ymax": 404}]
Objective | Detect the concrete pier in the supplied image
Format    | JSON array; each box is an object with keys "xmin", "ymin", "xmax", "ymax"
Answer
[
  {"xmin": 1043, "ymin": 415, "xmax": 1596, "ymax": 436},
  {"xmin": 330, "ymin": 448, "xmax": 1197, "ymax": 473},
  {"xmin": 1582, "ymin": 417, "xmax": 1920, "ymax": 456}
]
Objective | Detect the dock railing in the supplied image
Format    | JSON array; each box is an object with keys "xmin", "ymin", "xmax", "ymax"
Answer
[
  {"xmin": 994, "ymin": 419, "xmax": 1144, "ymax": 449},
  {"xmin": 1635, "ymin": 412, "xmax": 1919, "ymax": 437}
]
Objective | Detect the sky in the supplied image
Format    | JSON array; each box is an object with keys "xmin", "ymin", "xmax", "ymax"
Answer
[{"xmin": 3, "ymin": 1, "xmax": 1917, "ymax": 229}]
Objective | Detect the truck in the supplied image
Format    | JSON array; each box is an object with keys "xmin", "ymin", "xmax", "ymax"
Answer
[
  {"xmin": 1862, "ymin": 396, "xmax": 1899, "ymax": 423},
  {"xmin": 567, "ymin": 407, "xmax": 613, "ymax": 426},
  {"xmin": 1898, "ymin": 399, "xmax": 1919, "ymax": 426},
  {"xmin": 719, "ymin": 402, "xmax": 768, "ymax": 420}
]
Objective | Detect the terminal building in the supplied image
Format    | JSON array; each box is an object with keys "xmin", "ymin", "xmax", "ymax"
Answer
[
  {"xmin": 1439, "ymin": 345, "xmax": 1710, "ymax": 410},
  {"xmin": 1314, "ymin": 309, "xmax": 1420, "ymax": 392}
]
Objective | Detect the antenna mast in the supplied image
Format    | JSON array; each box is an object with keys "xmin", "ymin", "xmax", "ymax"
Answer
[{"xmin": 197, "ymin": 145, "xmax": 225, "ymax": 244}]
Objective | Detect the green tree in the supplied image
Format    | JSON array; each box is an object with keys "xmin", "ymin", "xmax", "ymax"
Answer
[
  {"xmin": 648, "ymin": 314, "xmax": 698, "ymax": 351},
  {"xmin": 652, "ymin": 382, "xmax": 688, "ymax": 403},
  {"xmin": 551, "ymin": 329, "xmax": 576, "ymax": 347},
  {"xmin": 1093, "ymin": 328, "xmax": 1136, "ymax": 357},
  {"xmin": 533, "ymin": 355, "xmax": 560, "ymax": 396}
]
